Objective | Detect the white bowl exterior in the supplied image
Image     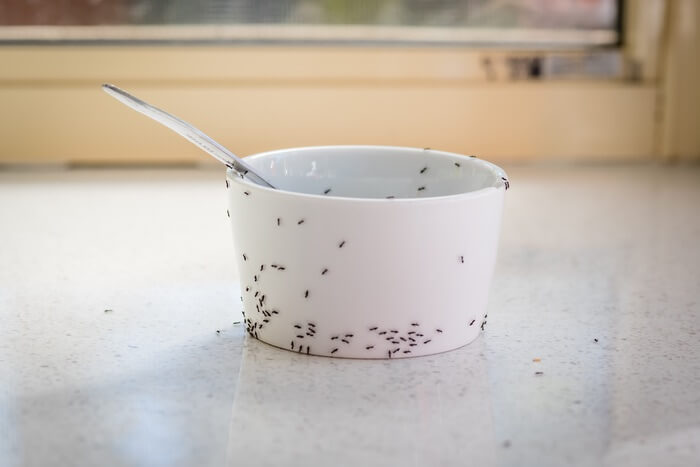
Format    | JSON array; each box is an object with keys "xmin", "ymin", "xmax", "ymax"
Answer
[{"xmin": 227, "ymin": 148, "xmax": 505, "ymax": 359}]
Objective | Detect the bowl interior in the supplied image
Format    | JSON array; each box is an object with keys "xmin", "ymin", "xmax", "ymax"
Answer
[{"xmin": 244, "ymin": 146, "xmax": 505, "ymax": 199}]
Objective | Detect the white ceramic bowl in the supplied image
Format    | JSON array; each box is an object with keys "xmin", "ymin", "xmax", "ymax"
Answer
[{"xmin": 227, "ymin": 146, "xmax": 508, "ymax": 359}]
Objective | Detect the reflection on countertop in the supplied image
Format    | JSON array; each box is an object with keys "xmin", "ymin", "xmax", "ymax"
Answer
[{"xmin": 1, "ymin": 164, "xmax": 698, "ymax": 467}]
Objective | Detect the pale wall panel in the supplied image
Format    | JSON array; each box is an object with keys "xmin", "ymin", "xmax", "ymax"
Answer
[
  {"xmin": 660, "ymin": 0, "xmax": 700, "ymax": 161},
  {"xmin": 0, "ymin": 83, "xmax": 655, "ymax": 164}
]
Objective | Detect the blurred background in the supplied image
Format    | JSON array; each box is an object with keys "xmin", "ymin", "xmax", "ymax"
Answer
[{"xmin": 0, "ymin": 0, "xmax": 697, "ymax": 166}]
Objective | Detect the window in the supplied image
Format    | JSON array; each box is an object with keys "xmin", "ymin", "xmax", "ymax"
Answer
[{"xmin": 0, "ymin": 0, "xmax": 621, "ymax": 47}]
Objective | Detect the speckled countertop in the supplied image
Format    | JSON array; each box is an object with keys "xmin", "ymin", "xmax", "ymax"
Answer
[{"xmin": 1, "ymin": 165, "xmax": 699, "ymax": 467}]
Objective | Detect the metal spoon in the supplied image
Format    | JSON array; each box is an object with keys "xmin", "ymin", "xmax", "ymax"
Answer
[{"xmin": 102, "ymin": 83, "xmax": 276, "ymax": 189}]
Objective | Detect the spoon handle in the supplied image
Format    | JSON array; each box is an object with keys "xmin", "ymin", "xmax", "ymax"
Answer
[{"xmin": 102, "ymin": 84, "xmax": 275, "ymax": 189}]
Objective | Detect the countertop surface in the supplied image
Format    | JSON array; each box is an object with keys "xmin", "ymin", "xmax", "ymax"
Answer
[{"xmin": 1, "ymin": 165, "xmax": 699, "ymax": 467}]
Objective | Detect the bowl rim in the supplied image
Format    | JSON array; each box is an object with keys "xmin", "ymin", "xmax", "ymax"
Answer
[{"xmin": 227, "ymin": 145, "xmax": 509, "ymax": 203}]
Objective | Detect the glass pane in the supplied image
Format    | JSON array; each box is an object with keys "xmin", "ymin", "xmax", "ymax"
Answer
[{"xmin": 0, "ymin": 0, "xmax": 621, "ymax": 46}]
